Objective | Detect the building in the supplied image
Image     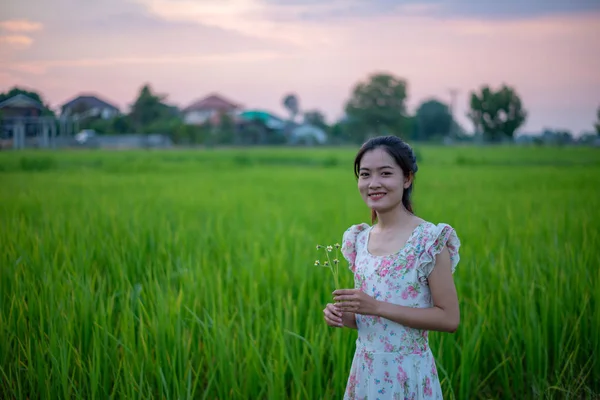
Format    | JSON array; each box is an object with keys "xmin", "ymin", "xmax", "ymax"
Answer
[
  {"xmin": 182, "ymin": 93, "xmax": 242, "ymax": 126},
  {"xmin": 60, "ymin": 94, "xmax": 120, "ymax": 120},
  {"xmin": 0, "ymin": 94, "xmax": 46, "ymax": 149}
]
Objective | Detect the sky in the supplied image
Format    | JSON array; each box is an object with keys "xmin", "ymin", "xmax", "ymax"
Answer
[{"xmin": 1, "ymin": 0, "xmax": 599, "ymax": 136}]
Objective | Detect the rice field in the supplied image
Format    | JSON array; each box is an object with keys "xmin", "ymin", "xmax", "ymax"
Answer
[{"xmin": 1, "ymin": 145, "xmax": 599, "ymax": 399}]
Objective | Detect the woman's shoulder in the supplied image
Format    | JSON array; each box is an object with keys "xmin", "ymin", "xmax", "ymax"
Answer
[
  {"xmin": 340, "ymin": 222, "xmax": 371, "ymax": 267},
  {"xmin": 342, "ymin": 222, "xmax": 371, "ymax": 238},
  {"xmin": 341, "ymin": 222, "xmax": 371, "ymax": 249}
]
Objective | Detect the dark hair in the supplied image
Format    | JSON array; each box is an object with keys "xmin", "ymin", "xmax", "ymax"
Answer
[{"xmin": 353, "ymin": 135, "xmax": 419, "ymax": 223}]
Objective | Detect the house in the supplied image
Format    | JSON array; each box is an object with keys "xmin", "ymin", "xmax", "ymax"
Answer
[
  {"xmin": 182, "ymin": 93, "xmax": 242, "ymax": 126},
  {"xmin": 237, "ymin": 109, "xmax": 286, "ymax": 130},
  {"xmin": 0, "ymin": 94, "xmax": 46, "ymax": 148},
  {"xmin": 60, "ymin": 94, "xmax": 120, "ymax": 120},
  {"xmin": 0, "ymin": 93, "xmax": 44, "ymax": 119},
  {"xmin": 288, "ymin": 124, "xmax": 328, "ymax": 145}
]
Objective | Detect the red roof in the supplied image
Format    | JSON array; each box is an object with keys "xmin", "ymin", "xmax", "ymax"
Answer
[{"xmin": 184, "ymin": 93, "xmax": 241, "ymax": 112}]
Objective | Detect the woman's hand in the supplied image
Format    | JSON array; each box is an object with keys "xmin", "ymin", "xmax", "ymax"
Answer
[
  {"xmin": 323, "ymin": 303, "xmax": 358, "ymax": 329},
  {"xmin": 333, "ymin": 289, "xmax": 380, "ymax": 316},
  {"xmin": 323, "ymin": 303, "xmax": 344, "ymax": 327}
]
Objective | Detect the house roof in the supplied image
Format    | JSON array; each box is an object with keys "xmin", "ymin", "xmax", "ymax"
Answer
[
  {"xmin": 61, "ymin": 94, "xmax": 119, "ymax": 111},
  {"xmin": 0, "ymin": 94, "xmax": 44, "ymax": 110},
  {"xmin": 184, "ymin": 93, "xmax": 241, "ymax": 113}
]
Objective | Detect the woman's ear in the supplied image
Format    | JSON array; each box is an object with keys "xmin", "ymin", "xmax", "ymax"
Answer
[{"xmin": 404, "ymin": 172, "xmax": 413, "ymax": 189}]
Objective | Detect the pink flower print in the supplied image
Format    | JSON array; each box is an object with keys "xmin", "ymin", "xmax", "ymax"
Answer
[
  {"xmin": 397, "ymin": 366, "xmax": 408, "ymax": 384},
  {"xmin": 423, "ymin": 376, "xmax": 433, "ymax": 396},
  {"xmin": 380, "ymin": 268, "xmax": 389, "ymax": 277},
  {"xmin": 405, "ymin": 253, "xmax": 416, "ymax": 269},
  {"xmin": 384, "ymin": 371, "xmax": 393, "ymax": 385},
  {"xmin": 431, "ymin": 363, "xmax": 438, "ymax": 377},
  {"xmin": 402, "ymin": 284, "xmax": 419, "ymax": 300},
  {"xmin": 360, "ymin": 280, "xmax": 368, "ymax": 292},
  {"xmin": 346, "ymin": 372, "xmax": 358, "ymax": 397},
  {"xmin": 384, "ymin": 342, "xmax": 394, "ymax": 352},
  {"xmin": 363, "ymin": 351, "xmax": 375, "ymax": 374}
]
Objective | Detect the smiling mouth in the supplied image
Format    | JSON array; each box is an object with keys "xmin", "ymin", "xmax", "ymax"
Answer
[{"xmin": 368, "ymin": 193, "xmax": 386, "ymax": 200}]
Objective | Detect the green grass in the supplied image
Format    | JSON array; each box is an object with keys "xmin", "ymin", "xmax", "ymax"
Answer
[{"xmin": 0, "ymin": 145, "xmax": 599, "ymax": 399}]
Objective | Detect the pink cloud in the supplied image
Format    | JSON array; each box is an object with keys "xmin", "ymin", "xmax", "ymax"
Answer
[
  {"xmin": 0, "ymin": 19, "xmax": 43, "ymax": 33},
  {"xmin": 0, "ymin": 35, "xmax": 34, "ymax": 49}
]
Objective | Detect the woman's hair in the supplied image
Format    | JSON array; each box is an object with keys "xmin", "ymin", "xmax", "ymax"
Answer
[{"xmin": 353, "ymin": 135, "xmax": 419, "ymax": 223}]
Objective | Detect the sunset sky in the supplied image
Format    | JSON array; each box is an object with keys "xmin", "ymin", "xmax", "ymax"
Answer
[{"xmin": 1, "ymin": 0, "xmax": 599, "ymax": 136}]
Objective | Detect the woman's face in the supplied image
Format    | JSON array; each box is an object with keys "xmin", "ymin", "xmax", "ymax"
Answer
[{"xmin": 357, "ymin": 147, "xmax": 412, "ymax": 213}]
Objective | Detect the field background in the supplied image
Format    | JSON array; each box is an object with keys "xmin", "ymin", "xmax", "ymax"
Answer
[{"xmin": 1, "ymin": 145, "xmax": 599, "ymax": 399}]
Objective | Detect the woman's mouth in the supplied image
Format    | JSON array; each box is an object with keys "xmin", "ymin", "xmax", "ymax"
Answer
[{"xmin": 368, "ymin": 192, "xmax": 386, "ymax": 201}]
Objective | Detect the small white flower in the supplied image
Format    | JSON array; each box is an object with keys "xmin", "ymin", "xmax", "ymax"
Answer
[{"xmin": 326, "ymin": 245, "xmax": 333, "ymax": 252}]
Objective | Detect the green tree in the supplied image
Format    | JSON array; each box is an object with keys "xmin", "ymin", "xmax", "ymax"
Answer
[
  {"xmin": 303, "ymin": 110, "xmax": 328, "ymax": 131},
  {"xmin": 414, "ymin": 99, "xmax": 452, "ymax": 141},
  {"xmin": 129, "ymin": 84, "xmax": 174, "ymax": 132},
  {"xmin": 467, "ymin": 84, "xmax": 527, "ymax": 142},
  {"xmin": 344, "ymin": 72, "xmax": 409, "ymax": 143}
]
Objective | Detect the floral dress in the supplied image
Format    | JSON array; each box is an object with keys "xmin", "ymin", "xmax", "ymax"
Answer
[{"xmin": 340, "ymin": 221, "xmax": 461, "ymax": 400}]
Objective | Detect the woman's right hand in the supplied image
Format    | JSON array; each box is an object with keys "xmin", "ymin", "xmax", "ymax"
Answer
[{"xmin": 323, "ymin": 303, "xmax": 344, "ymax": 328}]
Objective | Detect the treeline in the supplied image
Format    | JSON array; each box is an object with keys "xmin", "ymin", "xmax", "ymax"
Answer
[{"xmin": 2, "ymin": 71, "xmax": 599, "ymax": 146}]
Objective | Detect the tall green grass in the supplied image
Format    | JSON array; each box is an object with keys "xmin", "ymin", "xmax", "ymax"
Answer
[{"xmin": 1, "ymin": 146, "xmax": 598, "ymax": 399}]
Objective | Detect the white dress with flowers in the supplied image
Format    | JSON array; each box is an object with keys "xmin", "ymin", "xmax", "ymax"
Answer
[{"xmin": 340, "ymin": 221, "xmax": 461, "ymax": 400}]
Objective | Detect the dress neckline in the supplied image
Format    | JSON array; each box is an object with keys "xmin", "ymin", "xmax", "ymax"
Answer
[{"xmin": 364, "ymin": 221, "xmax": 428, "ymax": 258}]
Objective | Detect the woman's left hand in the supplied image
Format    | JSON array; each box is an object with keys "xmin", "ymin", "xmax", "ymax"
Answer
[{"xmin": 332, "ymin": 289, "xmax": 380, "ymax": 316}]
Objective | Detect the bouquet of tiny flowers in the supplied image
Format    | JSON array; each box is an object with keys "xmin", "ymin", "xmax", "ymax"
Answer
[{"xmin": 314, "ymin": 243, "xmax": 342, "ymax": 289}]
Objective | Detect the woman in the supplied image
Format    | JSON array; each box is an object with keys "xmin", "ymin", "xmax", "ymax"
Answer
[{"xmin": 323, "ymin": 135, "xmax": 461, "ymax": 399}]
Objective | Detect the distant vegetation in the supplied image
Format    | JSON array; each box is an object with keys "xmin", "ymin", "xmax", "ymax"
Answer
[{"xmin": 3, "ymin": 71, "xmax": 598, "ymax": 146}]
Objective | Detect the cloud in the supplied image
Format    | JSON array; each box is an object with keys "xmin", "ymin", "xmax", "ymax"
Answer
[
  {"xmin": 0, "ymin": 35, "xmax": 34, "ymax": 49},
  {"xmin": 4, "ymin": 50, "xmax": 289, "ymax": 75},
  {"xmin": 1, "ymin": 1, "xmax": 295, "ymax": 76},
  {"xmin": 0, "ymin": 19, "xmax": 43, "ymax": 50},
  {"xmin": 259, "ymin": 0, "xmax": 600, "ymax": 21},
  {"xmin": 0, "ymin": 19, "xmax": 43, "ymax": 33}
]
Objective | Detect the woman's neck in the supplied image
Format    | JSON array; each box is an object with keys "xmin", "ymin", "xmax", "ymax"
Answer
[{"xmin": 373, "ymin": 206, "xmax": 414, "ymax": 231}]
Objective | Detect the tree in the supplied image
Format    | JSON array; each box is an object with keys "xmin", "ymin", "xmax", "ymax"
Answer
[
  {"xmin": 595, "ymin": 105, "xmax": 600, "ymax": 135},
  {"xmin": 303, "ymin": 110, "xmax": 328, "ymax": 132},
  {"xmin": 414, "ymin": 99, "xmax": 452, "ymax": 141},
  {"xmin": 282, "ymin": 93, "xmax": 300, "ymax": 122},
  {"xmin": 129, "ymin": 84, "xmax": 174, "ymax": 132},
  {"xmin": 344, "ymin": 72, "xmax": 409, "ymax": 143},
  {"xmin": 467, "ymin": 84, "xmax": 527, "ymax": 142}
]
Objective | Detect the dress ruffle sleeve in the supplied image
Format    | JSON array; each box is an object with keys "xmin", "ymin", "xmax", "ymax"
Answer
[
  {"xmin": 340, "ymin": 223, "xmax": 369, "ymax": 273},
  {"xmin": 417, "ymin": 223, "xmax": 461, "ymax": 278}
]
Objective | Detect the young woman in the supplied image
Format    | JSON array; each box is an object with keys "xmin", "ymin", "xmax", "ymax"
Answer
[{"xmin": 323, "ymin": 135, "xmax": 461, "ymax": 399}]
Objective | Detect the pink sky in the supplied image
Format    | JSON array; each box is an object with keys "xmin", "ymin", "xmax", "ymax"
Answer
[{"xmin": 1, "ymin": 0, "xmax": 599, "ymax": 136}]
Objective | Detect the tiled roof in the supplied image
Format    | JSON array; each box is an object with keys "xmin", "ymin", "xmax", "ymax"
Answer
[
  {"xmin": 61, "ymin": 94, "xmax": 119, "ymax": 111},
  {"xmin": 184, "ymin": 94, "xmax": 241, "ymax": 112},
  {"xmin": 0, "ymin": 94, "xmax": 43, "ymax": 110}
]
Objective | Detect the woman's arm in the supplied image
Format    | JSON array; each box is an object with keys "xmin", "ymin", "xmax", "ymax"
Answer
[{"xmin": 333, "ymin": 246, "xmax": 460, "ymax": 333}]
